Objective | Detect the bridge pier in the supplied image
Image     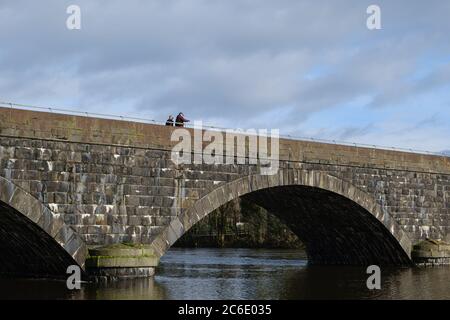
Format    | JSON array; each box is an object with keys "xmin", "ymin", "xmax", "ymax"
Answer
[
  {"xmin": 412, "ymin": 239, "xmax": 450, "ymax": 266},
  {"xmin": 85, "ymin": 244, "xmax": 159, "ymax": 282}
]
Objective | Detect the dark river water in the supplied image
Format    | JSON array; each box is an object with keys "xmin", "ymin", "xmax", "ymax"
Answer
[{"xmin": 0, "ymin": 248, "xmax": 449, "ymax": 300}]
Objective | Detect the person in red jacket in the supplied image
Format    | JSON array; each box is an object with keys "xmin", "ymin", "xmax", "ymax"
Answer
[{"xmin": 175, "ymin": 112, "xmax": 190, "ymax": 127}]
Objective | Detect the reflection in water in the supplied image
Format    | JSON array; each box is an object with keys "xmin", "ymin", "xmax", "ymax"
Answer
[
  {"xmin": 0, "ymin": 276, "xmax": 167, "ymax": 300},
  {"xmin": 0, "ymin": 248, "xmax": 449, "ymax": 299},
  {"xmin": 78, "ymin": 278, "xmax": 167, "ymax": 300}
]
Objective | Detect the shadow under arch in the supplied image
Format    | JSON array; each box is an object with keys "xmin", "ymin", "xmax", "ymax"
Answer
[
  {"xmin": 0, "ymin": 176, "xmax": 87, "ymax": 278},
  {"xmin": 150, "ymin": 169, "xmax": 413, "ymax": 265}
]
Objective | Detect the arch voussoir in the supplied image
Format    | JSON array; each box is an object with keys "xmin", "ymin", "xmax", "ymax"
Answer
[
  {"xmin": 0, "ymin": 176, "xmax": 87, "ymax": 273},
  {"xmin": 150, "ymin": 169, "xmax": 413, "ymax": 263},
  {"xmin": 36, "ymin": 206, "xmax": 64, "ymax": 238}
]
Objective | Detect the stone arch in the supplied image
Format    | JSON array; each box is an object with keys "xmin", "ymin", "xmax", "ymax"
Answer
[
  {"xmin": 0, "ymin": 176, "xmax": 87, "ymax": 278},
  {"xmin": 150, "ymin": 169, "xmax": 413, "ymax": 265}
]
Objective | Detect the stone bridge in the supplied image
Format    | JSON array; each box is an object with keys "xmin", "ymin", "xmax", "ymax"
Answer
[{"xmin": 0, "ymin": 107, "xmax": 449, "ymax": 279}]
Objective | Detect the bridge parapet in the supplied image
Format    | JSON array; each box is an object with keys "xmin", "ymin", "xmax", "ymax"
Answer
[{"xmin": 1, "ymin": 107, "xmax": 448, "ymax": 173}]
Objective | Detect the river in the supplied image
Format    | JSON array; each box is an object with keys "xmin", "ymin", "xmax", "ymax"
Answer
[{"xmin": 0, "ymin": 248, "xmax": 449, "ymax": 299}]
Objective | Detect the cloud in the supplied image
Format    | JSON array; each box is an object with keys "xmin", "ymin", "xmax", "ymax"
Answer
[{"xmin": 0, "ymin": 0, "xmax": 449, "ymax": 151}]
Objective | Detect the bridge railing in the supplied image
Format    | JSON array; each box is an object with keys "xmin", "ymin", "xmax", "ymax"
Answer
[{"xmin": 1, "ymin": 100, "xmax": 448, "ymax": 158}]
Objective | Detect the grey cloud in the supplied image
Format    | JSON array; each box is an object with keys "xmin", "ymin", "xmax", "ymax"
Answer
[{"xmin": 0, "ymin": 0, "xmax": 449, "ymax": 151}]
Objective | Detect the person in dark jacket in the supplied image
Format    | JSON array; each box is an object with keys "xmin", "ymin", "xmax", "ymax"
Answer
[
  {"xmin": 165, "ymin": 115, "xmax": 174, "ymax": 126},
  {"xmin": 175, "ymin": 112, "xmax": 190, "ymax": 127}
]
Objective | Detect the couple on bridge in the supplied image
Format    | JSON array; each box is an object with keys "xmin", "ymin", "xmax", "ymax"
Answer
[{"xmin": 166, "ymin": 112, "xmax": 190, "ymax": 127}]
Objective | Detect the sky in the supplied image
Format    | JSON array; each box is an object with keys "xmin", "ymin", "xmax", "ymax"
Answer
[{"xmin": 0, "ymin": 0, "xmax": 449, "ymax": 153}]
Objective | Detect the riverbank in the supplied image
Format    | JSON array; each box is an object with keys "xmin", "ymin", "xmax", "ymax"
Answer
[{"xmin": 173, "ymin": 198, "xmax": 303, "ymax": 249}]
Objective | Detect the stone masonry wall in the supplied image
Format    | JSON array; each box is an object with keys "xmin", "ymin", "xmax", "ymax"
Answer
[{"xmin": 0, "ymin": 107, "xmax": 449, "ymax": 252}]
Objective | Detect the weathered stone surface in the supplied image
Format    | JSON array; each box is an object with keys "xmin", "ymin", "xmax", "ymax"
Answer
[
  {"xmin": 0, "ymin": 107, "xmax": 450, "ymax": 276},
  {"xmin": 87, "ymin": 256, "xmax": 158, "ymax": 268},
  {"xmin": 412, "ymin": 239, "xmax": 450, "ymax": 265},
  {"xmin": 88, "ymin": 267, "xmax": 155, "ymax": 282},
  {"xmin": 85, "ymin": 244, "xmax": 159, "ymax": 280},
  {"xmin": 88, "ymin": 243, "xmax": 155, "ymax": 257}
]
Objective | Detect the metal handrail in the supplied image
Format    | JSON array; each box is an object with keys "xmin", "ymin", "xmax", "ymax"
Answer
[{"xmin": 1, "ymin": 100, "xmax": 448, "ymax": 157}]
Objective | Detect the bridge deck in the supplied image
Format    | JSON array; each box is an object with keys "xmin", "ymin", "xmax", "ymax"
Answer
[{"xmin": 0, "ymin": 107, "xmax": 449, "ymax": 174}]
